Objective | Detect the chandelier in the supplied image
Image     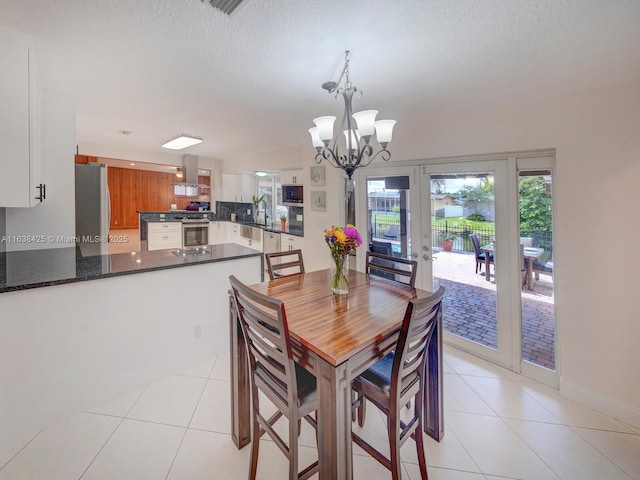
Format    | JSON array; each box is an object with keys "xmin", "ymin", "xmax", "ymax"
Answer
[{"xmin": 308, "ymin": 51, "xmax": 396, "ymax": 180}]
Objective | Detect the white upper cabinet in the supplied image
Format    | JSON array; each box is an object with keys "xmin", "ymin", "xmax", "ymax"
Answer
[
  {"xmin": 280, "ymin": 169, "xmax": 304, "ymax": 185},
  {"xmin": 0, "ymin": 35, "xmax": 43, "ymax": 207}
]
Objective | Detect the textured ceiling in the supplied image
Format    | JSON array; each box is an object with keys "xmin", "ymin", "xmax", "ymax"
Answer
[{"xmin": 1, "ymin": 0, "xmax": 639, "ymax": 162}]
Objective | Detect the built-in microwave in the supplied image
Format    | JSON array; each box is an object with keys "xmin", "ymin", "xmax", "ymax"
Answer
[{"xmin": 282, "ymin": 184, "xmax": 303, "ymax": 206}]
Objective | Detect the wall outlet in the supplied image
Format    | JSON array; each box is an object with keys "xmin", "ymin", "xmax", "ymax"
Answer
[
  {"xmin": 194, "ymin": 324, "xmax": 202, "ymax": 338},
  {"xmin": 296, "ymin": 214, "xmax": 303, "ymax": 221}
]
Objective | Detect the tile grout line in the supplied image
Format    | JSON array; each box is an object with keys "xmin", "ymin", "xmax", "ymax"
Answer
[
  {"xmin": 77, "ymin": 384, "xmax": 149, "ymax": 480},
  {"xmin": 164, "ymin": 371, "xmax": 210, "ymax": 480},
  {"xmin": 0, "ymin": 429, "xmax": 42, "ymax": 473},
  {"xmin": 454, "ymin": 374, "xmax": 563, "ymax": 479},
  {"xmin": 567, "ymin": 425, "xmax": 637, "ymax": 480}
]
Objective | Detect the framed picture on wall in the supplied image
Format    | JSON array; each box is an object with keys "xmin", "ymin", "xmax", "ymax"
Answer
[
  {"xmin": 310, "ymin": 165, "xmax": 325, "ymax": 186},
  {"xmin": 310, "ymin": 190, "xmax": 326, "ymax": 212}
]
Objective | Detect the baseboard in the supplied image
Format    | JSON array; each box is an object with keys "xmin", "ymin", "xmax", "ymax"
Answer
[{"xmin": 560, "ymin": 377, "xmax": 640, "ymax": 430}]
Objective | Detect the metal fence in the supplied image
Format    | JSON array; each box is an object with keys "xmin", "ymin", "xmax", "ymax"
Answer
[{"xmin": 368, "ymin": 212, "xmax": 552, "ymax": 260}]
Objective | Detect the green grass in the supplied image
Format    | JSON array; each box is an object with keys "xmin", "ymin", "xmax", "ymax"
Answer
[{"xmin": 432, "ymin": 216, "xmax": 495, "ymax": 234}]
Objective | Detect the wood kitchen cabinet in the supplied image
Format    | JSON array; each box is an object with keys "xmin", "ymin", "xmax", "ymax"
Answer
[
  {"xmin": 0, "ymin": 36, "xmax": 43, "ymax": 207},
  {"xmin": 147, "ymin": 222, "xmax": 181, "ymax": 251}
]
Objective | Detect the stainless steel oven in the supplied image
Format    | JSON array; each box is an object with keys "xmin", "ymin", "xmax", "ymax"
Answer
[{"xmin": 182, "ymin": 219, "xmax": 209, "ymax": 247}]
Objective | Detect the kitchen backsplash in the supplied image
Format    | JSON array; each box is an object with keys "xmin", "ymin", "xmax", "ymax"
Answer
[
  {"xmin": 215, "ymin": 201, "xmax": 303, "ymax": 231},
  {"xmin": 215, "ymin": 201, "xmax": 253, "ymax": 223}
]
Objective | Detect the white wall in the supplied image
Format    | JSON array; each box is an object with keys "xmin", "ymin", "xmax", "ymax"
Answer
[
  {"xmin": 300, "ymin": 82, "xmax": 640, "ymax": 427},
  {"xmin": 222, "ymin": 144, "xmax": 304, "ymax": 174},
  {"xmin": 0, "ymin": 257, "xmax": 261, "ymax": 453},
  {"xmin": 5, "ymin": 92, "xmax": 76, "ymax": 251}
]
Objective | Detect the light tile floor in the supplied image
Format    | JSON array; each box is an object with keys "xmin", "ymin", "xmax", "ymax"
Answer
[{"xmin": 1, "ymin": 346, "xmax": 638, "ymax": 480}]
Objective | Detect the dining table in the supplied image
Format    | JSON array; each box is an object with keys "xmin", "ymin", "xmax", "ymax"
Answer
[
  {"xmin": 480, "ymin": 243, "xmax": 544, "ymax": 290},
  {"xmin": 228, "ymin": 268, "xmax": 444, "ymax": 480}
]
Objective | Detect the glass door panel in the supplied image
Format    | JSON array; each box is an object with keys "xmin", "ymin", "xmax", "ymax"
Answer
[
  {"xmin": 355, "ymin": 166, "xmax": 421, "ymax": 282},
  {"xmin": 518, "ymin": 167, "xmax": 557, "ymax": 376},
  {"xmin": 420, "ymin": 161, "xmax": 512, "ymax": 366}
]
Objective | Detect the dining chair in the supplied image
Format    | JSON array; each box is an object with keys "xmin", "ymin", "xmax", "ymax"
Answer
[
  {"xmin": 469, "ymin": 233, "xmax": 493, "ymax": 274},
  {"xmin": 265, "ymin": 249, "xmax": 305, "ymax": 280},
  {"xmin": 229, "ymin": 275, "xmax": 318, "ymax": 480},
  {"xmin": 351, "ymin": 286, "xmax": 445, "ymax": 480},
  {"xmin": 365, "ymin": 251, "xmax": 417, "ymax": 287}
]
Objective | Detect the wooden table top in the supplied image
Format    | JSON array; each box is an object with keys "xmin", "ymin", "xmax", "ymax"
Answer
[{"xmin": 248, "ymin": 269, "xmax": 435, "ymax": 366}]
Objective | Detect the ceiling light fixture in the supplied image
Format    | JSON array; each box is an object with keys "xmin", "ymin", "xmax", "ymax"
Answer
[
  {"xmin": 176, "ymin": 167, "xmax": 184, "ymax": 179},
  {"xmin": 161, "ymin": 134, "xmax": 203, "ymax": 150},
  {"xmin": 308, "ymin": 50, "xmax": 396, "ymax": 180},
  {"xmin": 255, "ymin": 171, "xmax": 268, "ymax": 177}
]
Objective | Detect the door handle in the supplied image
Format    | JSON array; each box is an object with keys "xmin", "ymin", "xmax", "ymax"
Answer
[
  {"xmin": 423, "ymin": 254, "xmax": 430, "ymax": 261},
  {"xmin": 422, "ymin": 245, "xmax": 429, "ymax": 251}
]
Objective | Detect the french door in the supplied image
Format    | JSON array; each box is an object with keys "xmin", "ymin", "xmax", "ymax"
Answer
[
  {"xmin": 419, "ymin": 160, "xmax": 518, "ymax": 368},
  {"xmin": 356, "ymin": 157, "xmax": 557, "ymax": 382}
]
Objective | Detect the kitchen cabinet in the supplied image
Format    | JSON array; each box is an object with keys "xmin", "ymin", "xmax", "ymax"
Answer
[
  {"xmin": 281, "ymin": 234, "xmax": 304, "ymax": 252},
  {"xmin": 147, "ymin": 222, "xmax": 181, "ymax": 251},
  {"xmin": 209, "ymin": 221, "xmax": 228, "ymax": 245},
  {"xmin": 280, "ymin": 169, "xmax": 303, "ymax": 185},
  {"xmin": 0, "ymin": 36, "xmax": 43, "ymax": 207},
  {"xmin": 227, "ymin": 223, "xmax": 241, "ymax": 244},
  {"xmin": 221, "ymin": 173, "xmax": 254, "ymax": 202},
  {"xmin": 280, "ymin": 234, "xmax": 304, "ymax": 276}
]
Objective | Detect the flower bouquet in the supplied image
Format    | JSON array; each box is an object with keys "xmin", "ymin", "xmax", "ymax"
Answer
[{"xmin": 324, "ymin": 224, "xmax": 362, "ymax": 294}]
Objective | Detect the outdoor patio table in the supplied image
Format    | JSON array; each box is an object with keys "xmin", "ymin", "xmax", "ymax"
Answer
[
  {"xmin": 228, "ymin": 268, "xmax": 444, "ymax": 480},
  {"xmin": 481, "ymin": 244, "xmax": 544, "ymax": 290}
]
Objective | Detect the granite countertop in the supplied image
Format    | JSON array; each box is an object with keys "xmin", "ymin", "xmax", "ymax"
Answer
[
  {"xmin": 228, "ymin": 220, "xmax": 304, "ymax": 237},
  {"xmin": 0, "ymin": 244, "xmax": 263, "ymax": 294},
  {"xmin": 137, "ymin": 212, "xmax": 304, "ymax": 237}
]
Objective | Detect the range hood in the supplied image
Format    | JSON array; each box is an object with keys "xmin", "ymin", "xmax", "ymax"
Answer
[{"xmin": 176, "ymin": 154, "xmax": 200, "ymax": 186}]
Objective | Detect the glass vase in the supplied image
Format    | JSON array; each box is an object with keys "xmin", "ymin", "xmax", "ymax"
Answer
[{"xmin": 330, "ymin": 253, "xmax": 349, "ymax": 295}]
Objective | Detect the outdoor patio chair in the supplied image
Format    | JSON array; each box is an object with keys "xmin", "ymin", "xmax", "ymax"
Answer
[
  {"xmin": 469, "ymin": 233, "xmax": 493, "ymax": 275},
  {"xmin": 383, "ymin": 225, "xmax": 399, "ymax": 239}
]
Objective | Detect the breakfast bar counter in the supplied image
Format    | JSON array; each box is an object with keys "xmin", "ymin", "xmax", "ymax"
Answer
[{"xmin": 0, "ymin": 243, "xmax": 263, "ymax": 294}]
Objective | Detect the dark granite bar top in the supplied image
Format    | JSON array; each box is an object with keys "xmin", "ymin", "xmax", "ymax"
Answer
[{"xmin": 0, "ymin": 244, "xmax": 263, "ymax": 294}]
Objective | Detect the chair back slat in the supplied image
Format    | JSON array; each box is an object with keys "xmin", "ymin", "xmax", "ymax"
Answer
[
  {"xmin": 366, "ymin": 251, "xmax": 418, "ymax": 287},
  {"xmin": 265, "ymin": 249, "xmax": 305, "ymax": 280},
  {"xmin": 392, "ymin": 287, "xmax": 446, "ymax": 401},
  {"xmin": 230, "ymin": 275, "xmax": 298, "ymax": 404}
]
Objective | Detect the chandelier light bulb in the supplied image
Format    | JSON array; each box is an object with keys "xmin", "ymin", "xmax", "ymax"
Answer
[
  {"xmin": 308, "ymin": 127, "xmax": 323, "ymax": 149},
  {"xmin": 313, "ymin": 116, "xmax": 336, "ymax": 143},
  {"xmin": 343, "ymin": 130, "xmax": 359, "ymax": 151},
  {"xmin": 352, "ymin": 110, "xmax": 378, "ymax": 139},
  {"xmin": 374, "ymin": 119, "xmax": 397, "ymax": 145}
]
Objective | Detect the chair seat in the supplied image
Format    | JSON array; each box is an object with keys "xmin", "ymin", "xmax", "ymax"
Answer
[
  {"xmin": 256, "ymin": 362, "xmax": 317, "ymax": 406},
  {"xmin": 360, "ymin": 352, "xmax": 394, "ymax": 394},
  {"xmin": 532, "ymin": 260, "xmax": 553, "ymax": 273},
  {"xmin": 477, "ymin": 252, "xmax": 494, "ymax": 262}
]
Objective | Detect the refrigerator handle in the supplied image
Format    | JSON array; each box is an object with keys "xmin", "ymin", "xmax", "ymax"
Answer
[{"xmin": 107, "ymin": 184, "xmax": 111, "ymax": 229}]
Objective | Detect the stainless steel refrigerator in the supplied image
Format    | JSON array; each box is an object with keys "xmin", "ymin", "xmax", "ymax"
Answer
[{"xmin": 75, "ymin": 163, "xmax": 111, "ymax": 256}]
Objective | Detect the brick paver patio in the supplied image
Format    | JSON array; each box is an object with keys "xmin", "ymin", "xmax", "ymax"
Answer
[{"xmin": 432, "ymin": 249, "xmax": 556, "ymax": 370}]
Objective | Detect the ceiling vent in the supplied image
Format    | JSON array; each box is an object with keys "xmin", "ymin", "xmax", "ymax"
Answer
[{"xmin": 202, "ymin": 0, "xmax": 244, "ymax": 15}]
